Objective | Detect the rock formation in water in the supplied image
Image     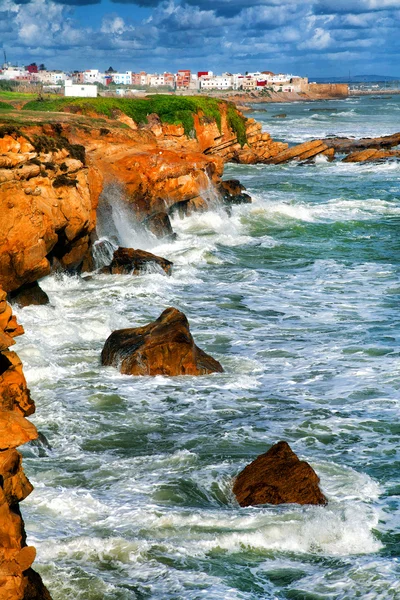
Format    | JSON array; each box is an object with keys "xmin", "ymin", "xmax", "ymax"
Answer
[
  {"xmin": 266, "ymin": 131, "xmax": 400, "ymax": 164},
  {"xmin": 233, "ymin": 441, "xmax": 327, "ymax": 507},
  {"xmin": 100, "ymin": 247, "xmax": 173, "ymax": 276},
  {"xmin": 0, "ymin": 286, "xmax": 52, "ymax": 599},
  {"xmin": 101, "ymin": 307, "xmax": 224, "ymax": 376}
]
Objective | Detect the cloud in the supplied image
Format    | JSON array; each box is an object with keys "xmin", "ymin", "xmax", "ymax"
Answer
[{"xmin": 1, "ymin": 0, "xmax": 400, "ymax": 76}]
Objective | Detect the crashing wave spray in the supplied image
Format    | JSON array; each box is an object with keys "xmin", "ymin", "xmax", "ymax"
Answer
[{"xmin": 96, "ymin": 182, "xmax": 156, "ymax": 252}]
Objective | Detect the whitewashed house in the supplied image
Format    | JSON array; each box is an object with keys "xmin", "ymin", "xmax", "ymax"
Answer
[
  {"xmin": 112, "ymin": 71, "xmax": 132, "ymax": 85},
  {"xmin": 37, "ymin": 70, "xmax": 66, "ymax": 85},
  {"xmin": 83, "ymin": 69, "xmax": 106, "ymax": 85},
  {"xmin": 199, "ymin": 74, "xmax": 233, "ymax": 90},
  {"xmin": 64, "ymin": 80, "xmax": 98, "ymax": 98}
]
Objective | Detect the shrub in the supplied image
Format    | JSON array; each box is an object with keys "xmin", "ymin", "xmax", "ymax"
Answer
[{"xmin": 226, "ymin": 104, "xmax": 247, "ymax": 147}]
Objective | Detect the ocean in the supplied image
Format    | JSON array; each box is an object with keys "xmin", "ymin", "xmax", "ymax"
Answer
[{"xmin": 16, "ymin": 94, "xmax": 400, "ymax": 599}]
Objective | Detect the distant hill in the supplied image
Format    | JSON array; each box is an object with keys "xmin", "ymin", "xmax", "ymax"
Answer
[{"xmin": 312, "ymin": 75, "xmax": 400, "ymax": 83}]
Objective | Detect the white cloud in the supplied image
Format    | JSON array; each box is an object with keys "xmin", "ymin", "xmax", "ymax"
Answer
[
  {"xmin": 1, "ymin": 0, "xmax": 400, "ymax": 76},
  {"xmin": 300, "ymin": 27, "xmax": 332, "ymax": 49}
]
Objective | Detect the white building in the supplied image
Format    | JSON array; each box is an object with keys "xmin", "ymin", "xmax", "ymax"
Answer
[
  {"xmin": 64, "ymin": 80, "xmax": 97, "ymax": 98},
  {"xmin": 149, "ymin": 74, "xmax": 166, "ymax": 87},
  {"xmin": 199, "ymin": 74, "xmax": 233, "ymax": 90},
  {"xmin": 83, "ymin": 69, "xmax": 106, "ymax": 85},
  {"xmin": 37, "ymin": 70, "xmax": 66, "ymax": 85},
  {"xmin": 112, "ymin": 71, "xmax": 132, "ymax": 85},
  {"xmin": 0, "ymin": 66, "xmax": 28, "ymax": 80}
]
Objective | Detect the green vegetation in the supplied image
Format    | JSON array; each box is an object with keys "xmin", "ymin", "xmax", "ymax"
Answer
[
  {"xmin": 23, "ymin": 95, "xmax": 224, "ymax": 137},
  {"xmin": 0, "ymin": 90, "xmax": 37, "ymax": 101},
  {"xmin": 0, "ymin": 101, "xmax": 13, "ymax": 111},
  {"xmin": 226, "ymin": 103, "xmax": 247, "ymax": 147}
]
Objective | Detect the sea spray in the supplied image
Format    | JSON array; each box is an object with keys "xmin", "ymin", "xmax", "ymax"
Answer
[{"xmin": 96, "ymin": 182, "xmax": 156, "ymax": 250}]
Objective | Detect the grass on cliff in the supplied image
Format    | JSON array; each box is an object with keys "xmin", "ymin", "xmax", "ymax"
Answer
[
  {"xmin": 226, "ymin": 104, "xmax": 247, "ymax": 147},
  {"xmin": 0, "ymin": 101, "xmax": 13, "ymax": 111},
  {"xmin": 23, "ymin": 95, "xmax": 226, "ymax": 137}
]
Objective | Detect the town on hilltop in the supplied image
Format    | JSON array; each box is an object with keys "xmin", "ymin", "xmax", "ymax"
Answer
[{"xmin": 0, "ymin": 62, "xmax": 310, "ymax": 96}]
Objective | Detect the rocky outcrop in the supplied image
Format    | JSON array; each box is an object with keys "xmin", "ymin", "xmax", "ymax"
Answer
[
  {"xmin": 100, "ymin": 247, "xmax": 173, "ymax": 276},
  {"xmin": 327, "ymin": 131, "xmax": 400, "ymax": 153},
  {"xmin": 218, "ymin": 180, "xmax": 252, "ymax": 205},
  {"xmin": 266, "ymin": 139, "xmax": 330, "ymax": 164},
  {"xmin": 0, "ymin": 126, "xmax": 102, "ymax": 293},
  {"xmin": 233, "ymin": 441, "xmax": 327, "ymax": 507},
  {"xmin": 265, "ymin": 132, "xmax": 400, "ymax": 165},
  {"xmin": 0, "ymin": 286, "xmax": 51, "ymax": 599},
  {"xmin": 101, "ymin": 307, "xmax": 224, "ymax": 376},
  {"xmin": 343, "ymin": 148, "xmax": 400, "ymax": 162},
  {"xmin": 9, "ymin": 282, "xmax": 49, "ymax": 308}
]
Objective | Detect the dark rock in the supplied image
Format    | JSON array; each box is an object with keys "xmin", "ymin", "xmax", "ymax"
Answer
[
  {"xmin": 101, "ymin": 307, "xmax": 224, "ymax": 376},
  {"xmin": 218, "ymin": 179, "xmax": 252, "ymax": 205},
  {"xmin": 142, "ymin": 212, "xmax": 176, "ymax": 239},
  {"xmin": 100, "ymin": 247, "xmax": 173, "ymax": 276},
  {"xmin": 273, "ymin": 113, "xmax": 287, "ymax": 118},
  {"xmin": 9, "ymin": 282, "xmax": 49, "ymax": 308},
  {"xmin": 22, "ymin": 567, "xmax": 52, "ymax": 600},
  {"xmin": 233, "ymin": 441, "xmax": 327, "ymax": 507}
]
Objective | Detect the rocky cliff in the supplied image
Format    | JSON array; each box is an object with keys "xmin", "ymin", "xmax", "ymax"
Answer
[
  {"xmin": 0, "ymin": 126, "xmax": 102, "ymax": 293},
  {"xmin": 0, "ymin": 287, "xmax": 51, "ymax": 599},
  {"xmin": 0, "ymin": 101, "xmax": 287, "ymax": 290}
]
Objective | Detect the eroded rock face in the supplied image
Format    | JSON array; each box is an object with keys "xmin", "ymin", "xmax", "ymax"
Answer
[
  {"xmin": 0, "ymin": 127, "xmax": 102, "ymax": 293},
  {"xmin": 233, "ymin": 441, "xmax": 327, "ymax": 507},
  {"xmin": 0, "ymin": 286, "xmax": 52, "ymax": 599},
  {"xmin": 100, "ymin": 247, "xmax": 173, "ymax": 276},
  {"xmin": 101, "ymin": 307, "xmax": 224, "ymax": 376}
]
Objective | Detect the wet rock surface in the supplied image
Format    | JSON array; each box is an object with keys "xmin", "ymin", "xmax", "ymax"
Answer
[
  {"xmin": 100, "ymin": 247, "xmax": 173, "ymax": 276},
  {"xmin": 218, "ymin": 179, "xmax": 252, "ymax": 205},
  {"xmin": 233, "ymin": 441, "xmax": 327, "ymax": 507},
  {"xmin": 101, "ymin": 307, "xmax": 224, "ymax": 376},
  {"xmin": 9, "ymin": 281, "xmax": 49, "ymax": 308}
]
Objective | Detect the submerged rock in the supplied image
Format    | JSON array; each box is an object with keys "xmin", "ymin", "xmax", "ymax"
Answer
[
  {"xmin": 101, "ymin": 307, "xmax": 224, "ymax": 376},
  {"xmin": 100, "ymin": 247, "xmax": 173, "ymax": 276},
  {"xmin": 233, "ymin": 441, "xmax": 327, "ymax": 507}
]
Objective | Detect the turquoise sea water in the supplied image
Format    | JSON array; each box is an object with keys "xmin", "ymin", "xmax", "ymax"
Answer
[{"xmin": 16, "ymin": 95, "xmax": 400, "ymax": 599}]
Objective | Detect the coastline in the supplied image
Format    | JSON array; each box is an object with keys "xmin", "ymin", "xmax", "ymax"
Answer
[{"xmin": 1, "ymin": 93, "xmax": 399, "ymax": 598}]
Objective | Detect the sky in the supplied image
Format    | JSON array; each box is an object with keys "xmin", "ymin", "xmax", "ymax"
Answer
[{"xmin": 1, "ymin": 0, "xmax": 400, "ymax": 77}]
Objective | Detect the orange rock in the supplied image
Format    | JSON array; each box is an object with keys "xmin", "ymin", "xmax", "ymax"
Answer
[
  {"xmin": 267, "ymin": 140, "xmax": 327, "ymax": 164},
  {"xmin": 101, "ymin": 307, "xmax": 224, "ymax": 376},
  {"xmin": 0, "ymin": 332, "xmax": 14, "ymax": 352},
  {"xmin": 0, "ymin": 412, "xmax": 38, "ymax": 450},
  {"xmin": 0, "ymin": 450, "xmax": 33, "ymax": 505},
  {"xmin": 233, "ymin": 441, "xmax": 327, "ymax": 507},
  {"xmin": 0, "ymin": 350, "xmax": 35, "ymax": 416}
]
